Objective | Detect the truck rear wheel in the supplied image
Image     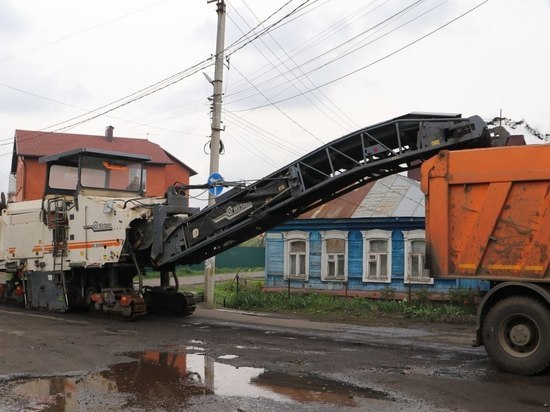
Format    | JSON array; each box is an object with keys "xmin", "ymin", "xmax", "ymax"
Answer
[{"xmin": 482, "ymin": 296, "xmax": 550, "ymax": 375}]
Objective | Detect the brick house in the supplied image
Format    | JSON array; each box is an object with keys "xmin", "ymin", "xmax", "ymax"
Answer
[{"xmin": 10, "ymin": 127, "xmax": 196, "ymax": 201}]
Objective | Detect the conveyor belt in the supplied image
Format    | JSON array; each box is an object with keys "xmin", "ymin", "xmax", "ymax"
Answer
[{"xmin": 152, "ymin": 113, "xmax": 492, "ymax": 267}]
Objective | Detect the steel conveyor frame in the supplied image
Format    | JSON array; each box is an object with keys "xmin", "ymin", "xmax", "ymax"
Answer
[{"xmin": 152, "ymin": 113, "xmax": 493, "ymax": 267}]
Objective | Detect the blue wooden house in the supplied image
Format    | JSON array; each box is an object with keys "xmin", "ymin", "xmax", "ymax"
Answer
[{"xmin": 264, "ymin": 174, "xmax": 490, "ymax": 300}]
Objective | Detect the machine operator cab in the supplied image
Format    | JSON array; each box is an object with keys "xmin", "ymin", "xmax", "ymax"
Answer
[
  {"xmin": 38, "ymin": 148, "xmax": 151, "ymax": 253},
  {"xmin": 40, "ymin": 148, "xmax": 150, "ymax": 198}
]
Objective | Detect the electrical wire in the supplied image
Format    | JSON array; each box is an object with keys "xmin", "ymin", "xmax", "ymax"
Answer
[
  {"xmin": 223, "ymin": 0, "xmax": 297, "ymax": 53},
  {"xmin": 5, "ymin": 57, "xmax": 215, "ymax": 147},
  {"xmin": 228, "ymin": 4, "xmax": 344, "ymax": 128},
  {"xmin": 225, "ymin": 0, "xmax": 321, "ymax": 57},
  {"xmin": 232, "ymin": 0, "xmax": 334, "ymax": 50},
  {"xmin": 224, "ymin": 110, "xmax": 306, "ymax": 154},
  {"xmin": 0, "ymin": 89, "xmax": 207, "ymax": 148},
  {"xmin": 233, "ymin": 0, "xmax": 489, "ymax": 112},
  {"xmin": 225, "ymin": 0, "xmax": 385, "ymax": 96},
  {"xmin": 224, "ymin": 112, "xmax": 303, "ymax": 157},
  {"xmin": 224, "ymin": 130, "xmax": 280, "ymax": 168},
  {"xmin": 187, "ymin": 188, "xmax": 210, "ymax": 200},
  {"xmin": 231, "ymin": 63, "xmax": 324, "ymax": 144},
  {"xmin": 113, "ymin": 97, "xmax": 207, "ymax": 133},
  {"xmin": 4, "ymin": 0, "xmax": 316, "ymax": 146},
  {"xmin": 297, "ymin": 0, "xmax": 444, "ymax": 83},
  {"xmin": 115, "ymin": 106, "xmax": 209, "ymax": 135},
  {"xmin": 0, "ymin": 0, "xmax": 482, "ymax": 164},
  {"xmin": 0, "ymin": 82, "xmax": 208, "ymax": 145},
  {"xmin": 282, "ymin": 0, "xmax": 388, "ymax": 64},
  {"xmin": 233, "ymin": 0, "xmax": 358, "ymax": 131},
  {"xmin": 52, "ymin": 62, "xmax": 215, "ymax": 133},
  {"xmin": 227, "ymin": 5, "xmax": 350, "ymax": 135},
  {"xmin": 225, "ymin": 0, "xmax": 429, "ymax": 103}
]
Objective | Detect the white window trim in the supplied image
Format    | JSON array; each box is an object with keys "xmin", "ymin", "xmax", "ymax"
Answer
[
  {"xmin": 362, "ymin": 229, "xmax": 392, "ymax": 283},
  {"xmin": 403, "ymin": 230, "xmax": 433, "ymax": 285},
  {"xmin": 283, "ymin": 231, "xmax": 309, "ymax": 281},
  {"xmin": 320, "ymin": 230, "xmax": 348, "ymax": 282}
]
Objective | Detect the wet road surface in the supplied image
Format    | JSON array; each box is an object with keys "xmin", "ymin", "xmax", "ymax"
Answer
[{"xmin": 0, "ymin": 305, "xmax": 549, "ymax": 411}]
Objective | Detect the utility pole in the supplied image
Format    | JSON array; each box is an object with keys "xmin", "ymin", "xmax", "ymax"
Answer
[{"xmin": 204, "ymin": 0, "xmax": 226, "ymax": 306}]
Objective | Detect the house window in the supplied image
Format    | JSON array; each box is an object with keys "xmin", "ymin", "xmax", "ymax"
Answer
[
  {"xmin": 404, "ymin": 230, "xmax": 432, "ymax": 284},
  {"xmin": 283, "ymin": 231, "xmax": 309, "ymax": 280},
  {"xmin": 289, "ymin": 241, "xmax": 306, "ymax": 276},
  {"xmin": 321, "ymin": 231, "xmax": 348, "ymax": 281},
  {"xmin": 362, "ymin": 230, "xmax": 392, "ymax": 283}
]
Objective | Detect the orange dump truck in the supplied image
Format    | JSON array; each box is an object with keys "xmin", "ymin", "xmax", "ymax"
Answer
[{"xmin": 422, "ymin": 144, "xmax": 550, "ymax": 375}]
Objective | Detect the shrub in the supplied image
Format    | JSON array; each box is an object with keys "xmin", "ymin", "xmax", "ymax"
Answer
[
  {"xmin": 412, "ymin": 288, "xmax": 430, "ymax": 305},
  {"xmin": 448, "ymin": 288, "xmax": 476, "ymax": 306},
  {"xmin": 380, "ymin": 287, "xmax": 396, "ymax": 300}
]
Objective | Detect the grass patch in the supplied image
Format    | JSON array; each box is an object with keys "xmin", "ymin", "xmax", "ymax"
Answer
[{"xmin": 204, "ymin": 280, "xmax": 476, "ymax": 324}]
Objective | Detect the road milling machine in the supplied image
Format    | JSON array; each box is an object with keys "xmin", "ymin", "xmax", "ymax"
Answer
[{"xmin": 0, "ymin": 113, "xmax": 507, "ymax": 320}]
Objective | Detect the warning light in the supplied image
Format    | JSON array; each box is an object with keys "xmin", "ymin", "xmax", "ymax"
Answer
[{"xmin": 120, "ymin": 295, "xmax": 133, "ymax": 307}]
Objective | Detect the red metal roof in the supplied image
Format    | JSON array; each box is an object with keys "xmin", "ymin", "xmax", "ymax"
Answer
[
  {"xmin": 14, "ymin": 129, "xmax": 196, "ymax": 174},
  {"xmin": 298, "ymin": 174, "xmax": 425, "ymax": 219},
  {"xmin": 299, "ymin": 182, "xmax": 375, "ymax": 219}
]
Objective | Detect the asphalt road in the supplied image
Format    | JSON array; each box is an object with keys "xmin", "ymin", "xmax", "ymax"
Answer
[{"xmin": 0, "ymin": 304, "xmax": 549, "ymax": 411}]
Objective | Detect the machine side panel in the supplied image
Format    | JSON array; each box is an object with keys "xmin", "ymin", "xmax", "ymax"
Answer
[{"xmin": 5, "ymin": 209, "xmax": 45, "ymax": 259}]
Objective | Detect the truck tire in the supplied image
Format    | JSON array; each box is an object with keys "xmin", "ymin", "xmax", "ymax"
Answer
[{"xmin": 482, "ymin": 296, "xmax": 550, "ymax": 375}]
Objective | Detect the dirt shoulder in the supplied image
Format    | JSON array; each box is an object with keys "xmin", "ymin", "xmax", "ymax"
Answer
[{"xmin": 194, "ymin": 303, "xmax": 478, "ymax": 344}]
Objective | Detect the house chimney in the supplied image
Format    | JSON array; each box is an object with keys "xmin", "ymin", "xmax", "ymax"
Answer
[{"xmin": 105, "ymin": 125, "xmax": 114, "ymax": 142}]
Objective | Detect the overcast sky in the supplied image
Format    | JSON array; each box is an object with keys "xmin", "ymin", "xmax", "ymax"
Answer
[{"xmin": 1, "ymin": 0, "xmax": 548, "ymax": 206}]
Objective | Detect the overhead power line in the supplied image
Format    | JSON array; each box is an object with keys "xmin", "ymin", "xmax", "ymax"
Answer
[
  {"xmin": 223, "ymin": 0, "xmax": 296, "ymax": 52},
  {"xmin": 237, "ymin": 0, "xmax": 359, "ymax": 130},
  {"xmin": 224, "ymin": 0, "xmax": 385, "ymax": 95},
  {"xmin": 2, "ymin": 0, "xmax": 483, "ymax": 153},
  {"xmin": 231, "ymin": 63, "xmax": 324, "ymax": 144},
  {"xmin": 226, "ymin": 1, "xmax": 350, "ymax": 136},
  {"xmin": 5, "ymin": 0, "xmax": 314, "ymax": 145},
  {"xmin": 224, "ymin": 110, "xmax": 305, "ymax": 156},
  {"xmin": 233, "ymin": 0, "xmax": 489, "ymax": 112},
  {"xmin": 225, "ymin": 0, "xmax": 430, "ymax": 104},
  {"xmin": 6, "ymin": 57, "xmax": 215, "ymax": 147},
  {"xmin": 225, "ymin": 0, "xmax": 321, "ymax": 58},
  {"xmin": 224, "ymin": 130, "xmax": 280, "ymax": 168}
]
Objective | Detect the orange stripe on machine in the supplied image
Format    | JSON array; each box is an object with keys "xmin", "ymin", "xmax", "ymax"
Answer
[{"xmin": 37, "ymin": 239, "xmax": 123, "ymax": 252}]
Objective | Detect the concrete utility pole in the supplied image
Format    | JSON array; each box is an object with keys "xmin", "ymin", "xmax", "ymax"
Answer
[{"xmin": 204, "ymin": 0, "xmax": 226, "ymax": 306}]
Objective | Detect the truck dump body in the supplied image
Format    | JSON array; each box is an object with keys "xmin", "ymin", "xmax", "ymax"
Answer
[{"xmin": 422, "ymin": 144, "xmax": 550, "ymax": 282}]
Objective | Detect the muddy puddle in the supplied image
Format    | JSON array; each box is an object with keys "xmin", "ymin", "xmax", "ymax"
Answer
[{"xmin": 11, "ymin": 349, "xmax": 388, "ymax": 411}]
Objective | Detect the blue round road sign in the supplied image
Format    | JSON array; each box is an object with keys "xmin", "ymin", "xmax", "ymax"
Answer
[{"xmin": 208, "ymin": 172, "xmax": 224, "ymax": 196}]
